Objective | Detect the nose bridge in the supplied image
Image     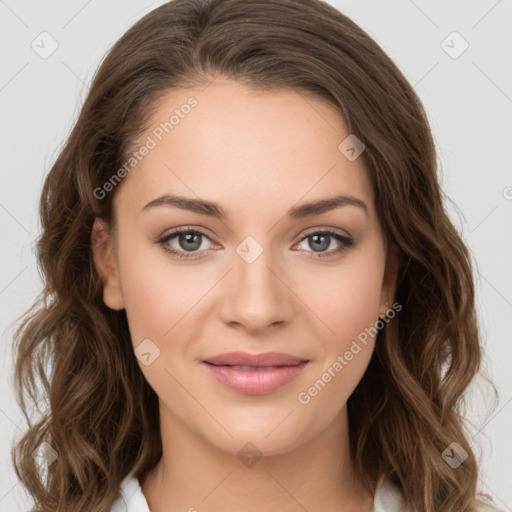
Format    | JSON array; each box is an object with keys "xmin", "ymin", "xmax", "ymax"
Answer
[{"xmin": 219, "ymin": 234, "xmax": 294, "ymax": 331}]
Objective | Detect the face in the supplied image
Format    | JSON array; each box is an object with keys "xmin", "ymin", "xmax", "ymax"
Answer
[{"xmin": 92, "ymin": 77, "xmax": 398, "ymax": 457}]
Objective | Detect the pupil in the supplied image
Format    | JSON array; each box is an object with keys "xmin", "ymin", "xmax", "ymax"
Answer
[
  {"xmin": 310, "ymin": 234, "xmax": 329, "ymax": 252},
  {"xmin": 180, "ymin": 232, "xmax": 201, "ymax": 251}
]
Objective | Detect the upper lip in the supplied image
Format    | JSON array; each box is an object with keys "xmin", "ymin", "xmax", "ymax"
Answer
[{"xmin": 203, "ymin": 351, "xmax": 308, "ymax": 367}]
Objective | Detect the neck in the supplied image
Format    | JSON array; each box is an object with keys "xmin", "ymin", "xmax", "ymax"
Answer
[{"xmin": 140, "ymin": 402, "xmax": 374, "ymax": 512}]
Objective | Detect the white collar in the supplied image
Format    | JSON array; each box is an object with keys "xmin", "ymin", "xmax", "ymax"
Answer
[{"xmin": 373, "ymin": 475, "xmax": 406, "ymax": 511}]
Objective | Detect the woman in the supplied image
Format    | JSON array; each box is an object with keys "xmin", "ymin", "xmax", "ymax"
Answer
[{"xmin": 11, "ymin": 0, "xmax": 502, "ymax": 510}]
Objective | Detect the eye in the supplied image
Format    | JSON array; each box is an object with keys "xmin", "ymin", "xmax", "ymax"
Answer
[
  {"xmin": 156, "ymin": 227, "xmax": 217, "ymax": 260},
  {"xmin": 294, "ymin": 230, "xmax": 355, "ymax": 259},
  {"xmin": 155, "ymin": 227, "xmax": 355, "ymax": 261}
]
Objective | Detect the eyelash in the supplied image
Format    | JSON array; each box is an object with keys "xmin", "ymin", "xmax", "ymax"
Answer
[{"xmin": 155, "ymin": 227, "xmax": 355, "ymax": 260}]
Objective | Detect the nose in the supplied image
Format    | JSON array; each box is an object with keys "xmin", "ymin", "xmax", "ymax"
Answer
[{"xmin": 218, "ymin": 240, "xmax": 294, "ymax": 334}]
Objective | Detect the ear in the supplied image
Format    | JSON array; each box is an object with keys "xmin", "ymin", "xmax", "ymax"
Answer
[
  {"xmin": 91, "ymin": 218, "xmax": 125, "ymax": 311},
  {"xmin": 379, "ymin": 244, "xmax": 400, "ymax": 317}
]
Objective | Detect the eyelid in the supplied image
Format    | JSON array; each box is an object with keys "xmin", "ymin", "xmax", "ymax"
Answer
[
  {"xmin": 298, "ymin": 225, "xmax": 352, "ymax": 239},
  {"xmin": 158, "ymin": 225, "xmax": 219, "ymax": 243}
]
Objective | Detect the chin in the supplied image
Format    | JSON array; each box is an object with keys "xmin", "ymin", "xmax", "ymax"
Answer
[{"xmin": 199, "ymin": 409, "xmax": 322, "ymax": 461}]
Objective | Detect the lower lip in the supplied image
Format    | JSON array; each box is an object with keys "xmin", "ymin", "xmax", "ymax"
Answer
[{"xmin": 202, "ymin": 361, "xmax": 308, "ymax": 394}]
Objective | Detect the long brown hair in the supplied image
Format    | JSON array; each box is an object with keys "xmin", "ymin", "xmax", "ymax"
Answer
[{"xmin": 11, "ymin": 0, "xmax": 499, "ymax": 510}]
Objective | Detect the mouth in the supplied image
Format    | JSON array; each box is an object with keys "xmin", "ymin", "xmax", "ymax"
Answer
[{"xmin": 202, "ymin": 351, "xmax": 310, "ymax": 395}]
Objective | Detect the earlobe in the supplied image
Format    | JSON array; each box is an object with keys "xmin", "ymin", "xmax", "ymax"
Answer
[{"xmin": 91, "ymin": 218, "xmax": 125, "ymax": 311}]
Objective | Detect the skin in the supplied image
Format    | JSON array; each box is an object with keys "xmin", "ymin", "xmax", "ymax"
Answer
[{"xmin": 92, "ymin": 77, "xmax": 399, "ymax": 512}]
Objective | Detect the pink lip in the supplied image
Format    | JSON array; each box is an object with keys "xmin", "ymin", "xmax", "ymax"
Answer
[{"xmin": 202, "ymin": 351, "xmax": 309, "ymax": 395}]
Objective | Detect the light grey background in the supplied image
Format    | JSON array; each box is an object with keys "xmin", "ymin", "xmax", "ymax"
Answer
[{"xmin": 1, "ymin": 0, "xmax": 511, "ymax": 510}]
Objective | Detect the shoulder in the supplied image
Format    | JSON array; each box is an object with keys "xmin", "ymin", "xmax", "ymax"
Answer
[{"xmin": 110, "ymin": 472, "xmax": 150, "ymax": 512}]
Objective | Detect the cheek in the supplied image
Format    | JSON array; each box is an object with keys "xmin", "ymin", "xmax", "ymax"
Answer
[
  {"xmin": 116, "ymin": 244, "xmax": 204, "ymax": 399},
  {"xmin": 116, "ymin": 237, "xmax": 199, "ymax": 345},
  {"xmin": 295, "ymin": 249, "xmax": 385, "ymax": 347},
  {"xmin": 296, "ymin": 251, "xmax": 385, "ymax": 411},
  {"xmin": 296, "ymin": 272, "xmax": 382, "ymax": 414},
  {"xmin": 335, "ymin": 266, "xmax": 384, "ymax": 340}
]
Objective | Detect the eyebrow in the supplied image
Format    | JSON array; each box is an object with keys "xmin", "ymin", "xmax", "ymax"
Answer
[{"xmin": 141, "ymin": 193, "xmax": 368, "ymax": 219}]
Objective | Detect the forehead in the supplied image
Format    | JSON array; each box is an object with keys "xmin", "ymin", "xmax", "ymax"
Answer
[{"xmin": 114, "ymin": 78, "xmax": 375, "ymax": 219}]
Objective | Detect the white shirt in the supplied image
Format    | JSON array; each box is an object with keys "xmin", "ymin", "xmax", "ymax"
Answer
[{"xmin": 111, "ymin": 472, "xmax": 408, "ymax": 511}]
